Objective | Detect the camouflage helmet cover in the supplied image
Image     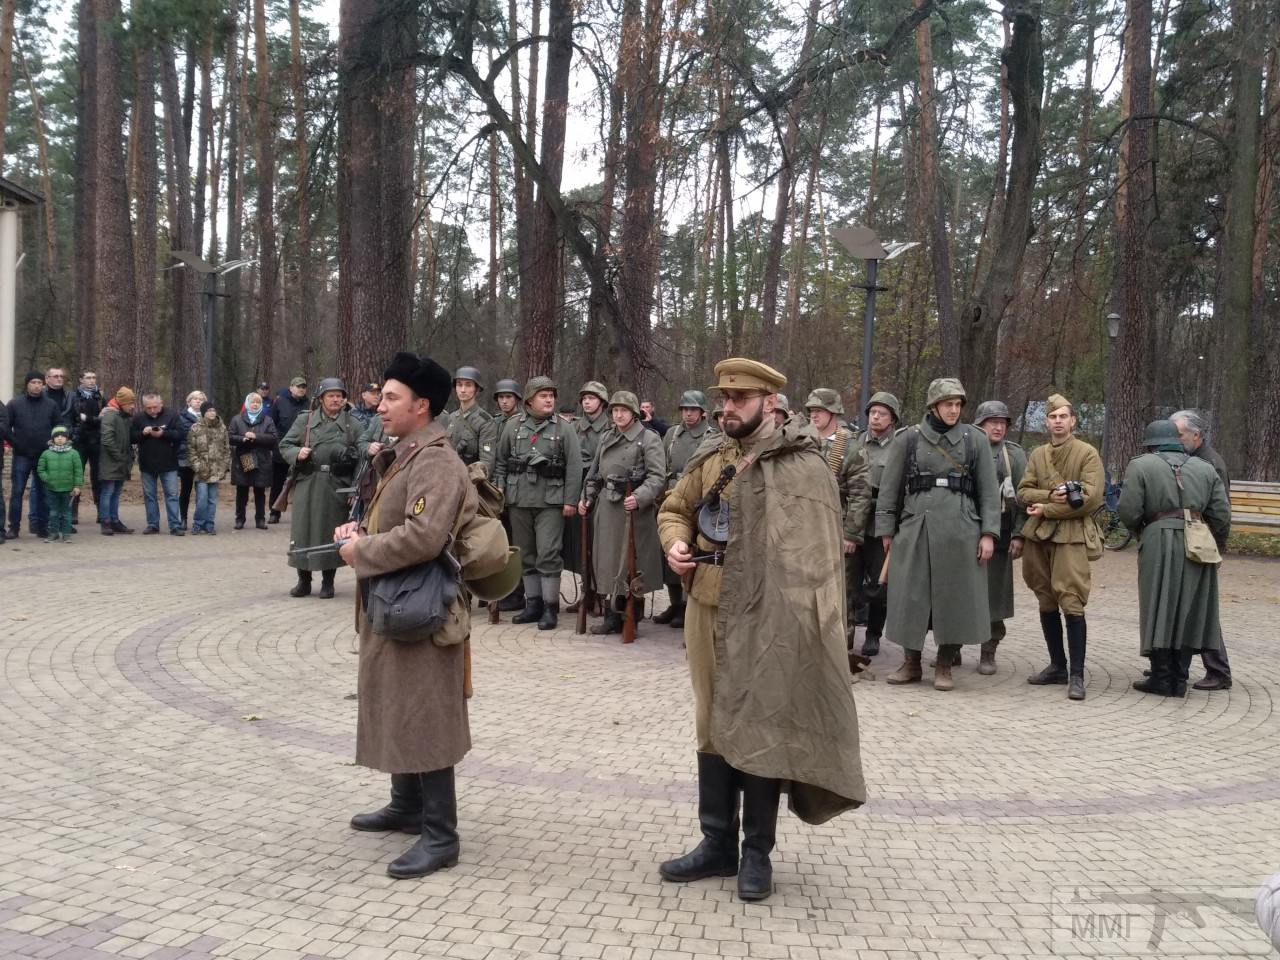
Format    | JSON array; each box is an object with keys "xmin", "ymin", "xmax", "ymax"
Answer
[
  {"xmin": 865, "ymin": 390, "xmax": 902, "ymax": 421},
  {"xmin": 493, "ymin": 378, "xmax": 522, "ymax": 399},
  {"xmin": 925, "ymin": 377, "xmax": 967, "ymax": 408},
  {"xmin": 678, "ymin": 389, "xmax": 710, "ymax": 412},
  {"xmin": 453, "ymin": 366, "xmax": 485, "ymax": 390},
  {"xmin": 579, "ymin": 380, "xmax": 610, "ymax": 404},
  {"xmin": 523, "ymin": 375, "xmax": 558, "ymax": 401},
  {"xmin": 804, "ymin": 388, "xmax": 845, "ymax": 415},
  {"xmin": 608, "ymin": 390, "xmax": 642, "ymax": 419},
  {"xmin": 973, "ymin": 400, "xmax": 1012, "ymax": 426},
  {"xmin": 774, "ymin": 393, "xmax": 791, "ymax": 414}
]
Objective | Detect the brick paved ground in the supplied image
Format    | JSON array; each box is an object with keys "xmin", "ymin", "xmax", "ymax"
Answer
[{"xmin": 1, "ymin": 500, "xmax": 1278, "ymax": 959}]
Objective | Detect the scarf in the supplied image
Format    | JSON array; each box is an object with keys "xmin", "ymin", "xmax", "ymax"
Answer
[
  {"xmin": 244, "ymin": 394, "xmax": 264, "ymax": 425},
  {"xmin": 925, "ymin": 411, "xmax": 950, "ymax": 434}
]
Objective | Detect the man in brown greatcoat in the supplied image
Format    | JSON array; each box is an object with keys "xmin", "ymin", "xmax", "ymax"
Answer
[{"xmin": 339, "ymin": 352, "xmax": 477, "ymax": 880}]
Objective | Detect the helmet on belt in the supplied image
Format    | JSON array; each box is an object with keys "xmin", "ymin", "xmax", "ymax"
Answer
[
  {"xmin": 316, "ymin": 377, "xmax": 348, "ymax": 398},
  {"xmin": 579, "ymin": 380, "xmax": 610, "ymax": 404},
  {"xmin": 608, "ymin": 390, "xmax": 641, "ymax": 419},
  {"xmin": 523, "ymin": 376, "xmax": 558, "ymax": 401},
  {"xmin": 1141, "ymin": 419, "xmax": 1180, "ymax": 448},
  {"xmin": 865, "ymin": 390, "xmax": 902, "ymax": 422},
  {"xmin": 804, "ymin": 388, "xmax": 845, "ymax": 415},
  {"xmin": 775, "ymin": 393, "xmax": 791, "ymax": 414},
  {"xmin": 925, "ymin": 377, "xmax": 967, "ymax": 409},
  {"xmin": 466, "ymin": 547, "xmax": 524, "ymax": 602},
  {"xmin": 973, "ymin": 400, "xmax": 1012, "ymax": 426},
  {"xmin": 453, "ymin": 366, "xmax": 485, "ymax": 390},
  {"xmin": 493, "ymin": 378, "xmax": 522, "ymax": 399},
  {"xmin": 678, "ymin": 389, "xmax": 710, "ymax": 412}
]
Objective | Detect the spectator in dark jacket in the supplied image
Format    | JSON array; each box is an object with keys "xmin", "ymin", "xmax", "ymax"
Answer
[
  {"xmin": 68, "ymin": 370, "xmax": 106, "ymax": 524},
  {"xmin": 41, "ymin": 367, "xmax": 73, "ymax": 424},
  {"xmin": 176, "ymin": 389, "xmax": 206, "ymax": 531},
  {"xmin": 7, "ymin": 371, "xmax": 61, "ymax": 538},
  {"xmin": 98, "ymin": 388, "xmax": 136, "ymax": 535},
  {"xmin": 131, "ymin": 392, "xmax": 184, "ymax": 535},
  {"xmin": 269, "ymin": 376, "xmax": 309, "ymax": 522},
  {"xmin": 229, "ymin": 392, "xmax": 279, "ymax": 529},
  {"xmin": 639, "ymin": 400, "xmax": 669, "ymax": 438}
]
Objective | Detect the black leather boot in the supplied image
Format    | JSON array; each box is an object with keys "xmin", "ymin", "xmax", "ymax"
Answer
[
  {"xmin": 1065, "ymin": 614, "xmax": 1087, "ymax": 700},
  {"xmin": 318, "ymin": 569, "xmax": 336, "ymax": 599},
  {"xmin": 538, "ymin": 602, "xmax": 559, "ymax": 630},
  {"xmin": 1028, "ymin": 611, "xmax": 1068, "ymax": 684},
  {"xmin": 737, "ymin": 772, "xmax": 781, "ymax": 901},
  {"xmin": 653, "ymin": 584, "xmax": 684, "ymax": 625},
  {"xmin": 387, "ymin": 767, "xmax": 460, "ymax": 879},
  {"xmin": 590, "ymin": 609, "xmax": 623, "ymax": 635},
  {"xmin": 497, "ymin": 583, "xmax": 526, "ymax": 611},
  {"xmin": 1173, "ymin": 648, "xmax": 1193, "ymax": 696},
  {"xmin": 1133, "ymin": 650, "xmax": 1176, "ymax": 695},
  {"xmin": 659, "ymin": 753, "xmax": 740, "ymax": 883},
  {"xmin": 351, "ymin": 773, "xmax": 423, "ymax": 834},
  {"xmin": 290, "ymin": 570, "xmax": 313, "ymax": 598},
  {"xmin": 512, "ymin": 597, "xmax": 544, "ymax": 624}
]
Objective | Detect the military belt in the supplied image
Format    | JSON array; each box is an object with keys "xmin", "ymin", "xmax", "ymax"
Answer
[
  {"xmin": 319, "ymin": 464, "xmax": 331, "ymax": 473},
  {"xmin": 1148, "ymin": 508, "xmax": 1203, "ymax": 524},
  {"xmin": 691, "ymin": 551, "xmax": 725, "ymax": 566}
]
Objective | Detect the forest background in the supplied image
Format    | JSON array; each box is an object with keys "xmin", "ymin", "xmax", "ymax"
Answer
[{"xmin": 0, "ymin": 0, "xmax": 1277, "ymax": 475}]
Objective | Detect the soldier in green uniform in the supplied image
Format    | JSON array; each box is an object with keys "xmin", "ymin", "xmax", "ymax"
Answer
[
  {"xmin": 491, "ymin": 379, "xmax": 525, "ymax": 612},
  {"xmin": 804, "ymin": 389, "xmax": 872, "ymax": 640},
  {"xmin": 655, "ymin": 390, "xmax": 719, "ymax": 628},
  {"xmin": 850, "ymin": 391, "xmax": 902, "ymax": 656},
  {"xmin": 279, "ymin": 378, "xmax": 362, "ymax": 599},
  {"xmin": 447, "ymin": 366, "xmax": 497, "ymax": 478},
  {"xmin": 875, "ymin": 378, "xmax": 1000, "ymax": 691},
  {"xmin": 973, "ymin": 400, "xmax": 1027, "ymax": 675},
  {"xmin": 579, "ymin": 392, "xmax": 667, "ymax": 635},
  {"xmin": 565, "ymin": 381, "xmax": 611, "ymax": 604},
  {"xmin": 1118, "ymin": 420, "xmax": 1231, "ymax": 696},
  {"xmin": 772, "ymin": 393, "xmax": 792, "ymax": 427},
  {"xmin": 493, "ymin": 376, "xmax": 582, "ymax": 629}
]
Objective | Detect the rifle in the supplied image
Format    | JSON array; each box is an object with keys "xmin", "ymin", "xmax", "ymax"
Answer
[
  {"xmin": 576, "ymin": 500, "xmax": 592, "ymax": 634},
  {"xmin": 288, "ymin": 537, "xmax": 349, "ymax": 559},
  {"xmin": 623, "ymin": 479, "xmax": 637, "ymax": 644},
  {"xmin": 272, "ymin": 399, "xmax": 316, "ymax": 514}
]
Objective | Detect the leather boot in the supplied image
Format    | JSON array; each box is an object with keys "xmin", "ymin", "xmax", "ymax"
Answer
[
  {"xmin": 1028, "ymin": 611, "xmax": 1068, "ymax": 684},
  {"xmin": 511, "ymin": 576, "xmax": 544, "ymax": 624},
  {"xmin": 886, "ymin": 649, "xmax": 923, "ymax": 684},
  {"xmin": 659, "ymin": 753, "xmax": 739, "ymax": 883},
  {"xmin": 590, "ymin": 609, "xmax": 623, "ymax": 635},
  {"xmin": 1065, "ymin": 614, "xmax": 1087, "ymax": 700},
  {"xmin": 100, "ymin": 521, "xmax": 115, "ymax": 536},
  {"xmin": 1132, "ymin": 650, "xmax": 1176, "ymax": 696},
  {"xmin": 929, "ymin": 649, "xmax": 962, "ymax": 668},
  {"xmin": 860, "ymin": 635, "xmax": 880, "ymax": 657},
  {"xmin": 1173, "ymin": 648, "xmax": 1194, "ymax": 696},
  {"xmin": 351, "ymin": 773, "xmax": 423, "ymax": 834},
  {"xmin": 110, "ymin": 520, "xmax": 133, "ymax": 534},
  {"xmin": 737, "ymin": 772, "xmax": 781, "ymax": 902},
  {"xmin": 290, "ymin": 570, "xmax": 313, "ymax": 598},
  {"xmin": 318, "ymin": 570, "xmax": 336, "ymax": 599},
  {"xmin": 934, "ymin": 645, "xmax": 959, "ymax": 691},
  {"xmin": 978, "ymin": 642, "xmax": 998, "ymax": 676},
  {"xmin": 497, "ymin": 582, "xmax": 526, "ymax": 612},
  {"xmin": 387, "ymin": 767, "xmax": 460, "ymax": 879},
  {"xmin": 653, "ymin": 584, "xmax": 684, "ymax": 625},
  {"xmin": 537, "ymin": 577, "xmax": 560, "ymax": 630}
]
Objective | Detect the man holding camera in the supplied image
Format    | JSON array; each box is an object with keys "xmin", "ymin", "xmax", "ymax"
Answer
[
  {"xmin": 492, "ymin": 376, "xmax": 582, "ymax": 630},
  {"xmin": 1018, "ymin": 393, "xmax": 1104, "ymax": 701}
]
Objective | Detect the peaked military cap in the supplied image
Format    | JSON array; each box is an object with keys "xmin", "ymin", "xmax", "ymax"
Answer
[{"xmin": 709, "ymin": 357, "xmax": 786, "ymax": 394}]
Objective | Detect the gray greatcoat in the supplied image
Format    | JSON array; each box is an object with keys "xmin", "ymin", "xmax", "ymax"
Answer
[
  {"xmin": 351, "ymin": 419, "xmax": 476, "ymax": 774},
  {"xmin": 663, "ymin": 418, "xmax": 718, "ymax": 487},
  {"xmin": 279, "ymin": 406, "xmax": 362, "ymax": 571},
  {"xmin": 988, "ymin": 439, "xmax": 1028, "ymax": 621},
  {"xmin": 1117, "ymin": 450, "xmax": 1231, "ymax": 654},
  {"xmin": 584, "ymin": 421, "xmax": 667, "ymax": 597},
  {"xmin": 875, "ymin": 419, "xmax": 1001, "ymax": 649}
]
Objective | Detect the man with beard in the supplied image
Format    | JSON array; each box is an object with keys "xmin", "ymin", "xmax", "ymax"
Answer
[{"xmin": 658, "ymin": 358, "xmax": 864, "ymax": 902}]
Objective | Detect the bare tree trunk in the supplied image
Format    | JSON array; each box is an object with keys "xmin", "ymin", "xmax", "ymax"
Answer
[
  {"xmin": 131, "ymin": 45, "xmax": 157, "ymax": 392},
  {"xmin": 289, "ymin": 0, "xmax": 314, "ymax": 380},
  {"xmin": 865, "ymin": 98, "xmax": 882, "ymax": 226},
  {"xmin": 513, "ymin": 0, "xmax": 541, "ymax": 339},
  {"xmin": 968, "ymin": 17, "xmax": 1011, "ymax": 300},
  {"xmin": 783, "ymin": 105, "xmax": 828, "ymax": 369},
  {"xmin": 222, "ymin": 8, "xmax": 243, "ymax": 400},
  {"xmin": 15, "ymin": 38, "xmax": 57, "ymax": 277},
  {"xmin": 193, "ymin": 39, "xmax": 212, "ymax": 265},
  {"xmin": 718, "ymin": 131, "xmax": 741, "ymax": 354},
  {"xmin": 253, "ymin": 0, "xmax": 278, "ymax": 383},
  {"xmin": 1249, "ymin": 46, "xmax": 1279, "ymax": 478},
  {"xmin": 73, "ymin": 0, "xmax": 97, "ymax": 375},
  {"xmin": 0, "ymin": 0, "xmax": 16, "ymax": 167},
  {"xmin": 336, "ymin": 0, "xmax": 415, "ymax": 389},
  {"xmin": 914, "ymin": 0, "xmax": 958, "ymax": 370},
  {"xmin": 585, "ymin": 75, "xmax": 622, "ymax": 379}
]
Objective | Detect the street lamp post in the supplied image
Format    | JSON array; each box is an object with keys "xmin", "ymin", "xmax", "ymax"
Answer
[
  {"xmin": 832, "ymin": 225, "xmax": 919, "ymax": 424},
  {"xmin": 1103, "ymin": 311, "xmax": 1121, "ymax": 475},
  {"xmin": 169, "ymin": 252, "xmax": 255, "ymax": 403}
]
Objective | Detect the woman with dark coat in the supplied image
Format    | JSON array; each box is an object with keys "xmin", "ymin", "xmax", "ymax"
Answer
[{"xmin": 229, "ymin": 392, "xmax": 279, "ymax": 529}]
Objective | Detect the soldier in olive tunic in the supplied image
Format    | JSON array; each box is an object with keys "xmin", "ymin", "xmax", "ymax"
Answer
[
  {"xmin": 279, "ymin": 378, "xmax": 362, "ymax": 599},
  {"xmin": 491, "ymin": 379, "xmax": 526, "ymax": 611},
  {"xmin": 655, "ymin": 390, "xmax": 719, "ymax": 628},
  {"xmin": 564, "ymin": 381, "xmax": 611, "ymax": 590},
  {"xmin": 579, "ymin": 391, "xmax": 667, "ymax": 635},
  {"xmin": 973, "ymin": 401, "xmax": 1027, "ymax": 675},
  {"xmin": 446, "ymin": 366, "xmax": 497, "ymax": 478},
  {"xmin": 850, "ymin": 391, "xmax": 903, "ymax": 657},
  {"xmin": 875, "ymin": 378, "xmax": 1000, "ymax": 691},
  {"xmin": 1119, "ymin": 419, "xmax": 1231, "ymax": 697},
  {"xmin": 493, "ymin": 376, "xmax": 582, "ymax": 630}
]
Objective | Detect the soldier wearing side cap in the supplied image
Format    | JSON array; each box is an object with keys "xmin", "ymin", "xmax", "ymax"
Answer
[
  {"xmin": 447, "ymin": 367, "xmax": 498, "ymax": 478},
  {"xmin": 578, "ymin": 391, "xmax": 667, "ymax": 635},
  {"xmin": 654, "ymin": 390, "xmax": 719, "ymax": 628},
  {"xmin": 565, "ymin": 381, "xmax": 611, "ymax": 596},
  {"xmin": 804, "ymin": 389, "xmax": 872, "ymax": 639},
  {"xmin": 491, "ymin": 379, "xmax": 526, "ymax": 612},
  {"xmin": 973, "ymin": 400, "xmax": 1027, "ymax": 676},
  {"xmin": 874, "ymin": 378, "xmax": 1000, "ymax": 692},
  {"xmin": 658, "ymin": 357, "xmax": 864, "ymax": 903},
  {"xmin": 849, "ymin": 391, "xmax": 903, "ymax": 657},
  {"xmin": 493, "ymin": 376, "xmax": 582, "ymax": 630}
]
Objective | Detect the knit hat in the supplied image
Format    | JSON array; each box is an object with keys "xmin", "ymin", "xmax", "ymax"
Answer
[
  {"xmin": 199, "ymin": 401, "xmax": 216, "ymax": 416},
  {"xmin": 25, "ymin": 370, "xmax": 44, "ymax": 384},
  {"xmin": 115, "ymin": 387, "xmax": 136, "ymax": 405},
  {"xmin": 51, "ymin": 425, "xmax": 69, "ymax": 438}
]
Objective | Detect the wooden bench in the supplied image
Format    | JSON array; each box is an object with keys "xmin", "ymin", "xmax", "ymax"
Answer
[{"xmin": 1231, "ymin": 480, "xmax": 1280, "ymax": 535}]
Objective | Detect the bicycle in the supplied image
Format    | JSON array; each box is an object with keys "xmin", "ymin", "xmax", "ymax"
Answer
[{"xmin": 1096, "ymin": 473, "xmax": 1133, "ymax": 551}]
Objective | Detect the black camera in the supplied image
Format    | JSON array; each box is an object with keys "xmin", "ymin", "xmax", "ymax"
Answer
[{"xmin": 1062, "ymin": 480, "xmax": 1085, "ymax": 510}]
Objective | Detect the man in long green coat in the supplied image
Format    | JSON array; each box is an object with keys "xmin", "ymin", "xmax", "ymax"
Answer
[
  {"xmin": 491, "ymin": 379, "xmax": 525, "ymax": 612},
  {"xmin": 564, "ymin": 380, "xmax": 610, "ymax": 601},
  {"xmin": 875, "ymin": 377, "xmax": 1000, "ymax": 691},
  {"xmin": 658, "ymin": 357, "xmax": 864, "ymax": 903},
  {"xmin": 973, "ymin": 400, "xmax": 1027, "ymax": 676},
  {"xmin": 280, "ymin": 378, "xmax": 361, "ymax": 599},
  {"xmin": 1118, "ymin": 419, "xmax": 1231, "ymax": 696},
  {"xmin": 579, "ymin": 391, "xmax": 667, "ymax": 636},
  {"xmin": 850, "ymin": 390, "xmax": 903, "ymax": 657}
]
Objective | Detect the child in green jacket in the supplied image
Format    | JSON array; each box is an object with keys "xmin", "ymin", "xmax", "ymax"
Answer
[{"xmin": 37, "ymin": 426, "xmax": 84, "ymax": 542}]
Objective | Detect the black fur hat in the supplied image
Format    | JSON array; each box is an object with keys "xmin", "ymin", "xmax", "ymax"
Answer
[{"xmin": 383, "ymin": 352, "xmax": 452, "ymax": 416}]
